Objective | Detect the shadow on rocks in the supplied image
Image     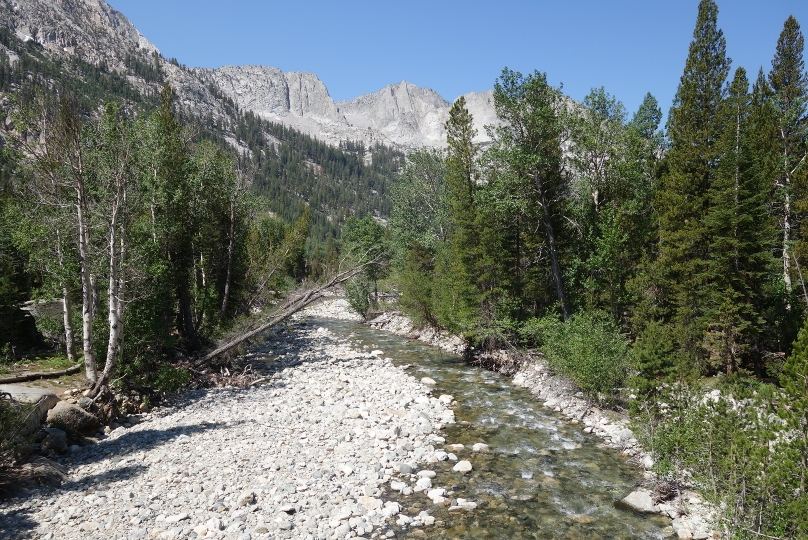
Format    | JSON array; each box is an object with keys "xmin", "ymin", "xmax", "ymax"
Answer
[
  {"xmin": 0, "ymin": 421, "xmax": 239, "ymax": 538},
  {"xmin": 69, "ymin": 420, "xmax": 237, "ymax": 462},
  {"xmin": 12, "ymin": 421, "xmax": 234, "ymax": 500},
  {"xmin": 0, "ymin": 505, "xmax": 38, "ymax": 540}
]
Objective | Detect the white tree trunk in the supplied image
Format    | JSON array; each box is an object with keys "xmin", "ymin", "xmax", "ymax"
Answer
[
  {"xmin": 94, "ymin": 153, "xmax": 130, "ymax": 395},
  {"xmin": 77, "ymin": 182, "xmax": 97, "ymax": 383},
  {"xmin": 56, "ymin": 229, "xmax": 77, "ymax": 363},
  {"xmin": 220, "ymin": 192, "xmax": 237, "ymax": 318},
  {"xmin": 101, "ymin": 201, "xmax": 122, "ymax": 390}
]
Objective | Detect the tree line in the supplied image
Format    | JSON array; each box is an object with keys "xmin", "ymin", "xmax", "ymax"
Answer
[{"xmin": 383, "ymin": 2, "xmax": 807, "ymax": 536}]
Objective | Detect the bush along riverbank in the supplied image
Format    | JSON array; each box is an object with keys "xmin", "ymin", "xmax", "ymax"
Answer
[{"xmin": 338, "ymin": 300, "xmax": 722, "ymax": 539}]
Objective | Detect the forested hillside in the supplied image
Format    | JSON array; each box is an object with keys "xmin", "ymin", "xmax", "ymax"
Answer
[
  {"xmin": 233, "ymin": 110, "xmax": 403, "ymax": 243},
  {"xmin": 380, "ymin": 2, "xmax": 808, "ymax": 537},
  {"xmin": 0, "ymin": 19, "xmax": 401, "ymax": 398}
]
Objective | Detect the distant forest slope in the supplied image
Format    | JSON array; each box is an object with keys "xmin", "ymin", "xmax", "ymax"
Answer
[
  {"xmin": 0, "ymin": 25, "xmax": 402, "ymax": 247},
  {"xmin": 234, "ymin": 111, "xmax": 403, "ymax": 242}
]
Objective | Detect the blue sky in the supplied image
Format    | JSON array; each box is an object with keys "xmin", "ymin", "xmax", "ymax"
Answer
[{"xmin": 106, "ymin": 0, "xmax": 807, "ymax": 120}]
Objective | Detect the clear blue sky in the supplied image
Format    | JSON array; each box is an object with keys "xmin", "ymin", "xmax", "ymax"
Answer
[{"xmin": 106, "ymin": 0, "xmax": 808, "ymax": 120}]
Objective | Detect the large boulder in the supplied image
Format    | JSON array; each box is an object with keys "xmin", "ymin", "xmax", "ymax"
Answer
[
  {"xmin": 40, "ymin": 427, "xmax": 68, "ymax": 453},
  {"xmin": 617, "ymin": 488, "xmax": 657, "ymax": 513},
  {"xmin": 46, "ymin": 401, "xmax": 99, "ymax": 435}
]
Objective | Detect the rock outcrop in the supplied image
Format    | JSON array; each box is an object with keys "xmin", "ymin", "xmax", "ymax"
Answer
[
  {"xmin": 1, "ymin": 0, "xmax": 158, "ymax": 67},
  {"xmin": 197, "ymin": 66, "xmax": 499, "ymax": 149},
  {"xmin": 0, "ymin": 384, "xmax": 60, "ymax": 433}
]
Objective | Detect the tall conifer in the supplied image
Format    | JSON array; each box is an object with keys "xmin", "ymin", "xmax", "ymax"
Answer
[
  {"xmin": 654, "ymin": 0, "xmax": 729, "ymax": 367},
  {"xmin": 703, "ymin": 68, "xmax": 775, "ymax": 373},
  {"xmin": 770, "ymin": 16, "xmax": 808, "ymax": 302},
  {"xmin": 491, "ymin": 69, "xmax": 570, "ymax": 320},
  {"xmin": 435, "ymin": 97, "xmax": 481, "ymax": 333}
]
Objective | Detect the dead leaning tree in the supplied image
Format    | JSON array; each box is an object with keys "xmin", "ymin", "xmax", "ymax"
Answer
[{"xmin": 194, "ymin": 258, "xmax": 378, "ymax": 367}]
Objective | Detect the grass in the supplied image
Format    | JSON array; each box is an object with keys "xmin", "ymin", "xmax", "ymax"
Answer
[{"xmin": 3, "ymin": 354, "xmax": 77, "ymax": 373}]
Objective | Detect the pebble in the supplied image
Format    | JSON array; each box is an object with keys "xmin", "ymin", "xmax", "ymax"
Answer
[{"xmin": 0, "ymin": 303, "xmax": 464, "ymax": 540}]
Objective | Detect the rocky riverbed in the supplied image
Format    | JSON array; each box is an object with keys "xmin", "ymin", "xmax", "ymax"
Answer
[
  {"xmin": 359, "ymin": 301, "xmax": 721, "ymax": 540},
  {"xmin": 0, "ymin": 309, "xmax": 472, "ymax": 539}
]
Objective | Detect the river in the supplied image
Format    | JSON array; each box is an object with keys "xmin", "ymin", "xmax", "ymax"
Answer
[{"xmin": 309, "ymin": 316, "xmax": 671, "ymax": 539}]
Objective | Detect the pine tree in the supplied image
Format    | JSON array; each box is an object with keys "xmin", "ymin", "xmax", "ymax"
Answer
[
  {"xmin": 747, "ymin": 68, "xmax": 798, "ymax": 358},
  {"xmin": 770, "ymin": 16, "xmax": 808, "ymax": 305},
  {"xmin": 703, "ymin": 67, "xmax": 775, "ymax": 374},
  {"xmin": 435, "ymin": 97, "xmax": 481, "ymax": 334},
  {"xmin": 653, "ymin": 0, "xmax": 730, "ymax": 369},
  {"xmin": 490, "ymin": 69, "xmax": 570, "ymax": 320},
  {"xmin": 774, "ymin": 319, "xmax": 808, "ymax": 537}
]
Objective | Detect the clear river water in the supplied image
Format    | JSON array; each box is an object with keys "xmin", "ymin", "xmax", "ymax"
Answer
[{"xmin": 306, "ymin": 317, "xmax": 671, "ymax": 539}]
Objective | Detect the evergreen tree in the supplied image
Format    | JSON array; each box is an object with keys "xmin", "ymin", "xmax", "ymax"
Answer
[
  {"xmin": 434, "ymin": 97, "xmax": 481, "ymax": 333},
  {"xmin": 748, "ymin": 68, "xmax": 797, "ymax": 358},
  {"xmin": 703, "ymin": 67, "xmax": 775, "ymax": 374},
  {"xmin": 653, "ymin": 0, "xmax": 730, "ymax": 369},
  {"xmin": 489, "ymin": 69, "xmax": 570, "ymax": 320},
  {"xmin": 774, "ymin": 319, "xmax": 808, "ymax": 537},
  {"xmin": 770, "ymin": 16, "xmax": 808, "ymax": 304}
]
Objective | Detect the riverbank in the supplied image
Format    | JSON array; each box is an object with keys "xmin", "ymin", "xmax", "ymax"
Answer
[
  {"xmin": 0, "ymin": 318, "xmax": 469, "ymax": 539},
  {"xmin": 342, "ymin": 300, "xmax": 721, "ymax": 540}
]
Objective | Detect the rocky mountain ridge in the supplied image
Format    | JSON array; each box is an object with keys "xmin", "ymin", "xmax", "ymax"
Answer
[
  {"xmin": 1, "ymin": 0, "xmax": 157, "ymax": 67},
  {"xmin": 1, "ymin": 0, "xmax": 498, "ymax": 150},
  {"xmin": 193, "ymin": 65, "xmax": 498, "ymax": 149}
]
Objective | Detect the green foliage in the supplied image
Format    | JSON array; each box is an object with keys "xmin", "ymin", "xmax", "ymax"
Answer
[
  {"xmin": 628, "ymin": 321, "xmax": 678, "ymax": 403},
  {"xmin": 774, "ymin": 318, "xmax": 808, "ymax": 536},
  {"xmin": 652, "ymin": 0, "xmax": 731, "ymax": 368},
  {"xmin": 488, "ymin": 68, "xmax": 570, "ymax": 321},
  {"xmin": 0, "ymin": 27, "xmax": 157, "ymax": 115},
  {"xmin": 151, "ymin": 364, "xmax": 191, "ymax": 395},
  {"xmin": 342, "ymin": 215, "xmax": 389, "ymax": 317},
  {"xmin": 236, "ymin": 110, "xmax": 404, "ymax": 245},
  {"xmin": 525, "ymin": 310, "xmax": 630, "ymax": 400},
  {"xmin": 434, "ymin": 97, "xmax": 483, "ymax": 335},
  {"xmin": 0, "ymin": 394, "xmax": 33, "ymax": 467},
  {"xmin": 566, "ymin": 89, "xmax": 663, "ymax": 321},
  {"xmin": 345, "ymin": 273, "xmax": 373, "ymax": 318},
  {"xmin": 244, "ymin": 207, "xmax": 310, "ymax": 309},
  {"xmin": 397, "ymin": 241, "xmax": 437, "ymax": 326},
  {"xmin": 389, "ymin": 148, "xmax": 448, "ymax": 262}
]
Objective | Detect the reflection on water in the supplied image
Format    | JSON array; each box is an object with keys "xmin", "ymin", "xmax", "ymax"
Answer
[{"xmin": 309, "ymin": 318, "xmax": 670, "ymax": 539}]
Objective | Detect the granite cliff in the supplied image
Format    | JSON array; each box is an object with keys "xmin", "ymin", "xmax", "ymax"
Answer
[{"xmin": 195, "ymin": 65, "xmax": 498, "ymax": 148}]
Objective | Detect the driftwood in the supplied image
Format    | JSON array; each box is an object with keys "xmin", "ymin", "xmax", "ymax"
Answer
[
  {"xmin": 195, "ymin": 261, "xmax": 373, "ymax": 366},
  {"xmin": 0, "ymin": 362, "xmax": 83, "ymax": 384}
]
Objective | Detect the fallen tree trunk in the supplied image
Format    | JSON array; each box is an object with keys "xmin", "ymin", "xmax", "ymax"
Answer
[
  {"xmin": 0, "ymin": 362, "xmax": 83, "ymax": 384},
  {"xmin": 195, "ymin": 261, "xmax": 371, "ymax": 366}
]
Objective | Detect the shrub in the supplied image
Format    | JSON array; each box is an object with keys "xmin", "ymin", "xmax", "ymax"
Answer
[
  {"xmin": 525, "ymin": 310, "xmax": 630, "ymax": 401},
  {"xmin": 345, "ymin": 274, "xmax": 372, "ymax": 318},
  {"xmin": 0, "ymin": 393, "xmax": 32, "ymax": 466},
  {"xmin": 151, "ymin": 364, "xmax": 191, "ymax": 394},
  {"xmin": 628, "ymin": 320, "xmax": 678, "ymax": 403}
]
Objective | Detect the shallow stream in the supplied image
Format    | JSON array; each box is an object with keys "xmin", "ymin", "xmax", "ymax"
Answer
[{"xmin": 309, "ymin": 317, "xmax": 670, "ymax": 539}]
